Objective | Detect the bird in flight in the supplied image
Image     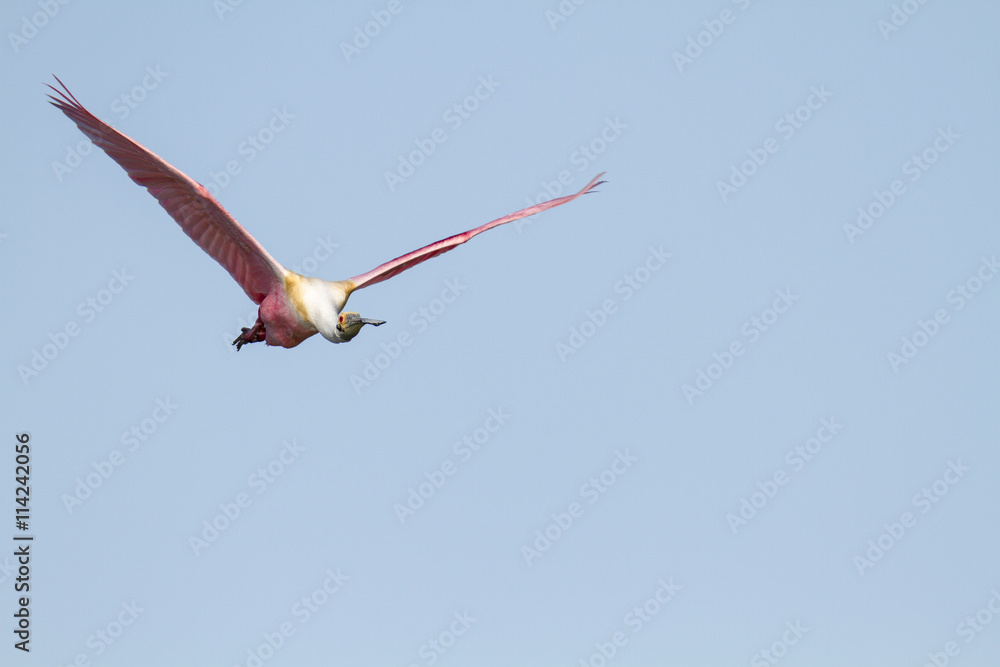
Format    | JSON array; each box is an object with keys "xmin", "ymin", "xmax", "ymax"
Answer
[{"xmin": 48, "ymin": 77, "xmax": 605, "ymax": 350}]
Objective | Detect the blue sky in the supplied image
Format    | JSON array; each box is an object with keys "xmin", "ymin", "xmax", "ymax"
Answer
[{"xmin": 3, "ymin": 1, "xmax": 999, "ymax": 665}]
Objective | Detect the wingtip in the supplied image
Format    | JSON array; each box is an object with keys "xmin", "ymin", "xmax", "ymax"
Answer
[
  {"xmin": 583, "ymin": 171, "xmax": 608, "ymax": 194},
  {"xmin": 45, "ymin": 75, "xmax": 81, "ymax": 109}
]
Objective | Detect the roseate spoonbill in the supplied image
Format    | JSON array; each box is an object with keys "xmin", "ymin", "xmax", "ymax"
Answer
[{"xmin": 47, "ymin": 77, "xmax": 605, "ymax": 350}]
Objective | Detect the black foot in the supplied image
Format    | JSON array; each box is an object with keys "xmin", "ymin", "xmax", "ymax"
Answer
[
  {"xmin": 232, "ymin": 328, "xmax": 250, "ymax": 351},
  {"xmin": 232, "ymin": 323, "xmax": 265, "ymax": 351}
]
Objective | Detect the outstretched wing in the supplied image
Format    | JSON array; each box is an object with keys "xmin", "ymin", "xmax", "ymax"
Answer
[
  {"xmin": 348, "ymin": 172, "xmax": 605, "ymax": 291},
  {"xmin": 47, "ymin": 76, "xmax": 285, "ymax": 305}
]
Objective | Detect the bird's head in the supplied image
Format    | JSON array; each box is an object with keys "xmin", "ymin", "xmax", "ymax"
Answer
[{"xmin": 335, "ymin": 311, "xmax": 385, "ymax": 342}]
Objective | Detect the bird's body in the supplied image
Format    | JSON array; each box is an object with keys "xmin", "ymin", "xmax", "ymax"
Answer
[
  {"xmin": 263, "ymin": 273, "xmax": 355, "ymax": 348},
  {"xmin": 47, "ymin": 77, "xmax": 605, "ymax": 349}
]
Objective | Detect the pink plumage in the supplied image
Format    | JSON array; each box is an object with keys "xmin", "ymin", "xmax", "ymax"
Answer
[{"xmin": 48, "ymin": 76, "xmax": 606, "ymax": 349}]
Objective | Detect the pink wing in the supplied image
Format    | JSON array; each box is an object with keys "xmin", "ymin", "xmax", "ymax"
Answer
[
  {"xmin": 349, "ymin": 172, "xmax": 606, "ymax": 291},
  {"xmin": 47, "ymin": 76, "xmax": 285, "ymax": 305}
]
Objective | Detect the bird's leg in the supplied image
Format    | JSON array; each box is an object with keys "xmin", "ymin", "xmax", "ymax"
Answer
[{"xmin": 232, "ymin": 319, "xmax": 266, "ymax": 351}]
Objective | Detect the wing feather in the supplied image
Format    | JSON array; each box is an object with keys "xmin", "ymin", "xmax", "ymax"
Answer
[
  {"xmin": 47, "ymin": 76, "xmax": 285, "ymax": 304},
  {"xmin": 349, "ymin": 172, "xmax": 605, "ymax": 291}
]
